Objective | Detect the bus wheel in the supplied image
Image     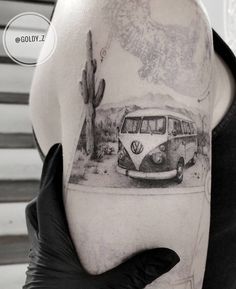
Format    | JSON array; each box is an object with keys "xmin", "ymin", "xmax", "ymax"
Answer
[
  {"xmin": 175, "ymin": 159, "xmax": 184, "ymax": 184},
  {"xmin": 191, "ymin": 152, "xmax": 198, "ymax": 165}
]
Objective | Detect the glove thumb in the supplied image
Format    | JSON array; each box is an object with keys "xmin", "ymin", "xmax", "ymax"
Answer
[{"xmin": 95, "ymin": 248, "xmax": 180, "ymax": 289}]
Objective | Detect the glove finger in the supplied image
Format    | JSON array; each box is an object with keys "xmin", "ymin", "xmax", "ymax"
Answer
[
  {"xmin": 39, "ymin": 143, "xmax": 62, "ymax": 190},
  {"xmin": 37, "ymin": 143, "xmax": 67, "ymax": 236},
  {"xmin": 95, "ymin": 248, "xmax": 180, "ymax": 289},
  {"xmin": 25, "ymin": 198, "xmax": 40, "ymax": 250},
  {"xmin": 25, "ymin": 199, "xmax": 38, "ymax": 236},
  {"xmin": 36, "ymin": 143, "xmax": 85, "ymax": 272}
]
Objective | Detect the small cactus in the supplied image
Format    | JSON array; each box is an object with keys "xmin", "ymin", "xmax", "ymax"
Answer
[{"xmin": 80, "ymin": 31, "xmax": 106, "ymax": 159}]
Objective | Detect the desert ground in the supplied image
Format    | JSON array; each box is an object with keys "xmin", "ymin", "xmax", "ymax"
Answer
[{"xmin": 69, "ymin": 143, "xmax": 209, "ymax": 189}]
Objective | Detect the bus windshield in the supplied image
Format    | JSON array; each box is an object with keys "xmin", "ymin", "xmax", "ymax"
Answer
[
  {"xmin": 140, "ymin": 116, "xmax": 166, "ymax": 134},
  {"xmin": 121, "ymin": 117, "xmax": 141, "ymax": 134}
]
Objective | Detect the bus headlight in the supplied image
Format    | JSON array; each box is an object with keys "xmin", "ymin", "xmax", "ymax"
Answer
[
  {"xmin": 151, "ymin": 152, "xmax": 164, "ymax": 164},
  {"xmin": 118, "ymin": 140, "xmax": 128, "ymax": 160},
  {"xmin": 159, "ymin": 144, "xmax": 166, "ymax": 152},
  {"xmin": 118, "ymin": 148, "xmax": 127, "ymax": 160}
]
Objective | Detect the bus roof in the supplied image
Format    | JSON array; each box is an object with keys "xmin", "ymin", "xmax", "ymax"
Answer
[{"xmin": 125, "ymin": 108, "xmax": 194, "ymax": 122}]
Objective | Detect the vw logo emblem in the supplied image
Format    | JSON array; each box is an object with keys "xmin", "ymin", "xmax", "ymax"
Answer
[{"xmin": 131, "ymin": 140, "xmax": 144, "ymax": 155}]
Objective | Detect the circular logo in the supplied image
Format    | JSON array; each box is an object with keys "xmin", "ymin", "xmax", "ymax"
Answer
[
  {"xmin": 3, "ymin": 12, "xmax": 57, "ymax": 67},
  {"xmin": 131, "ymin": 140, "xmax": 144, "ymax": 155}
]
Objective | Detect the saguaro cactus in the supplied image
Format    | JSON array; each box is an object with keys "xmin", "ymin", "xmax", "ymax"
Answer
[{"xmin": 80, "ymin": 31, "xmax": 106, "ymax": 159}]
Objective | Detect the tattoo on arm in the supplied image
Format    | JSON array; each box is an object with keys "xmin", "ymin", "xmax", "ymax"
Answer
[{"xmin": 65, "ymin": 2, "xmax": 213, "ymax": 288}]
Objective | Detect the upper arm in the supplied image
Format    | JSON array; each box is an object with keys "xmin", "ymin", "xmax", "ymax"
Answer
[
  {"xmin": 31, "ymin": 2, "xmax": 215, "ymax": 285},
  {"xmin": 29, "ymin": 59, "xmax": 61, "ymax": 157}
]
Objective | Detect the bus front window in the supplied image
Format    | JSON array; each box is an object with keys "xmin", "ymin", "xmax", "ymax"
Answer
[
  {"xmin": 121, "ymin": 117, "xmax": 141, "ymax": 133},
  {"xmin": 140, "ymin": 117, "xmax": 166, "ymax": 135}
]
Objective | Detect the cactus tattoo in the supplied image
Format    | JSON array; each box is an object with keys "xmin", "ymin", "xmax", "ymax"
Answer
[{"xmin": 80, "ymin": 31, "xmax": 106, "ymax": 159}]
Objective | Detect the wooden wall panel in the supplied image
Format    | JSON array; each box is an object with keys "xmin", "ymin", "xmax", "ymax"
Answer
[
  {"xmin": 0, "ymin": 1, "xmax": 54, "ymax": 27},
  {"xmin": 0, "ymin": 64, "xmax": 34, "ymax": 93}
]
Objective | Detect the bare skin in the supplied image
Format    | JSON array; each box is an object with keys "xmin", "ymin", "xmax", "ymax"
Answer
[{"xmin": 30, "ymin": 1, "xmax": 234, "ymax": 288}]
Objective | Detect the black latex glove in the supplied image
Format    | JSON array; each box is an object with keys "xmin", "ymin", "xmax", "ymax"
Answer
[{"xmin": 24, "ymin": 143, "xmax": 180, "ymax": 289}]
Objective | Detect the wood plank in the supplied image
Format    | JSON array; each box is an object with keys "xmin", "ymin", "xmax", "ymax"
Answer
[
  {"xmin": 2, "ymin": 0, "xmax": 55, "ymax": 4},
  {"xmin": 0, "ymin": 180, "xmax": 38, "ymax": 203},
  {"xmin": 0, "ymin": 264, "xmax": 28, "ymax": 289},
  {"xmin": 0, "ymin": 92, "xmax": 29, "ymax": 104},
  {"xmin": 0, "ymin": 133, "xmax": 35, "ymax": 148},
  {"xmin": 0, "ymin": 29, "xmax": 7, "ymax": 57},
  {"xmin": 0, "ymin": 1, "xmax": 54, "ymax": 27},
  {"xmin": 0, "ymin": 203, "xmax": 28, "ymax": 235},
  {"xmin": 0, "ymin": 104, "xmax": 32, "ymax": 133},
  {"xmin": 0, "ymin": 149, "xmax": 42, "ymax": 180},
  {"xmin": 0, "ymin": 64, "xmax": 34, "ymax": 93},
  {"xmin": 0, "ymin": 56, "xmax": 15, "ymax": 64},
  {"xmin": 0, "ymin": 235, "xmax": 29, "ymax": 265}
]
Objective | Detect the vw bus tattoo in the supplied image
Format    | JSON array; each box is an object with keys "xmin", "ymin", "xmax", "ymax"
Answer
[
  {"xmin": 68, "ymin": 0, "xmax": 212, "ymax": 190},
  {"xmin": 69, "ymin": 89, "xmax": 210, "ymax": 188},
  {"xmin": 117, "ymin": 109, "xmax": 198, "ymax": 184}
]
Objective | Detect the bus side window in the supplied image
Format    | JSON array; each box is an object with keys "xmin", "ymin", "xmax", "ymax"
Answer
[
  {"xmin": 182, "ymin": 121, "xmax": 186, "ymax": 134},
  {"xmin": 189, "ymin": 123, "xmax": 195, "ymax": 135},
  {"xmin": 182, "ymin": 121, "xmax": 191, "ymax": 135},
  {"xmin": 141, "ymin": 119, "xmax": 149, "ymax": 133},
  {"xmin": 180, "ymin": 121, "xmax": 185, "ymax": 135},
  {"xmin": 176, "ymin": 120, "xmax": 183, "ymax": 135},
  {"xmin": 169, "ymin": 118, "xmax": 182, "ymax": 136},
  {"xmin": 187, "ymin": 122, "xmax": 192, "ymax": 135},
  {"xmin": 193, "ymin": 123, "xmax": 197, "ymax": 134}
]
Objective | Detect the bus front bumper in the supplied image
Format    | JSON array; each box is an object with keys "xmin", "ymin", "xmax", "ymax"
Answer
[{"xmin": 117, "ymin": 166, "xmax": 177, "ymax": 180}]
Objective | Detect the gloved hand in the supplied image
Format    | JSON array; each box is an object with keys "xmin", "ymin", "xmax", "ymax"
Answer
[{"xmin": 24, "ymin": 143, "xmax": 180, "ymax": 289}]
